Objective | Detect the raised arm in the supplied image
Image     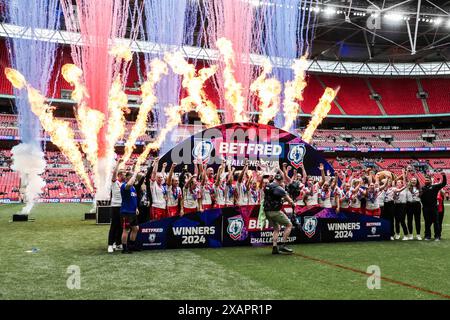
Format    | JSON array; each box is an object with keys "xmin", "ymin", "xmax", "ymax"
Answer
[
  {"xmin": 112, "ymin": 158, "xmax": 123, "ymax": 182},
  {"xmin": 301, "ymin": 163, "xmax": 307, "ymax": 185},
  {"xmin": 227, "ymin": 167, "xmax": 235, "ymax": 185},
  {"xmin": 216, "ymin": 161, "xmax": 225, "ymax": 186},
  {"xmin": 378, "ymin": 177, "xmax": 388, "ymax": 191},
  {"xmin": 282, "ymin": 163, "xmax": 293, "ymax": 184},
  {"xmin": 238, "ymin": 160, "xmax": 249, "ymax": 183},
  {"xmin": 352, "ymin": 180, "xmax": 362, "ymax": 194},
  {"xmin": 150, "ymin": 157, "xmax": 159, "ymax": 182},
  {"xmin": 160, "ymin": 162, "xmax": 168, "ymax": 178},
  {"xmin": 167, "ymin": 163, "xmax": 176, "ymax": 187},
  {"xmin": 402, "ymin": 168, "xmax": 408, "ymax": 184},
  {"xmin": 318, "ymin": 163, "xmax": 326, "ymax": 187},
  {"xmin": 193, "ymin": 159, "xmax": 199, "ymax": 177},
  {"xmin": 126, "ymin": 166, "xmax": 139, "ymax": 190},
  {"xmin": 434, "ymin": 172, "xmax": 447, "ymax": 190}
]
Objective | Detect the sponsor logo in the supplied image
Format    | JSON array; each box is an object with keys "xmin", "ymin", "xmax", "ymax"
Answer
[
  {"xmin": 218, "ymin": 142, "xmax": 282, "ymax": 156},
  {"xmin": 302, "ymin": 216, "xmax": 318, "ymax": 238},
  {"xmin": 148, "ymin": 233, "xmax": 156, "ymax": 243},
  {"xmin": 288, "ymin": 144, "xmax": 306, "ymax": 169},
  {"xmin": 248, "ymin": 218, "xmax": 270, "ymax": 231},
  {"xmin": 192, "ymin": 140, "xmax": 214, "ymax": 163},
  {"xmin": 227, "ymin": 215, "xmax": 245, "ymax": 241},
  {"xmin": 371, "ymin": 227, "xmax": 377, "ymax": 235},
  {"xmin": 366, "ymin": 222, "xmax": 382, "ymax": 227},
  {"xmin": 141, "ymin": 227, "xmax": 164, "ymax": 233}
]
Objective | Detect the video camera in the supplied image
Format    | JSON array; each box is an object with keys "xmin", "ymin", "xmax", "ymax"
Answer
[{"xmin": 286, "ymin": 181, "xmax": 301, "ymax": 200}]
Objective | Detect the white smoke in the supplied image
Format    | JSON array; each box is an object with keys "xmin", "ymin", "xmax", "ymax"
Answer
[{"xmin": 11, "ymin": 143, "xmax": 46, "ymax": 214}]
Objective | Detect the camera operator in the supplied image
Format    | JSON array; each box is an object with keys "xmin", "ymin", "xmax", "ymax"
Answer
[{"xmin": 263, "ymin": 173, "xmax": 295, "ymax": 255}]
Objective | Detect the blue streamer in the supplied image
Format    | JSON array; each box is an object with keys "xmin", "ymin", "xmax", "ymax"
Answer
[{"xmin": 5, "ymin": 0, "xmax": 60, "ymax": 146}]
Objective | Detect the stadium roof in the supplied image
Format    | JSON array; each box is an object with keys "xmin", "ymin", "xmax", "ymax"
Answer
[
  {"xmin": 0, "ymin": 0, "xmax": 449, "ymax": 75},
  {"xmin": 309, "ymin": 0, "xmax": 450, "ymax": 63}
]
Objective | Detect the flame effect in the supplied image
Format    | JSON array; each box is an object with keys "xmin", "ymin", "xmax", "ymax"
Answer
[
  {"xmin": 302, "ymin": 87, "xmax": 339, "ymax": 143},
  {"xmin": 121, "ymin": 58, "xmax": 168, "ymax": 166},
  {"xmin": 109, "ymin": 44, "xmax": 133, "ymax": 63},
  {"xmin": 5, "ymin": 68, "xmax": 93, "ymax": 191},
  {"xmin": 164, "ymin": 52, "xmax": 220, "ymax": 127},
  {"xmin": 5, "ymin": 68, "xmax": 27, "ymax": 89},
  {"xmin": 100, "ymin": 75, "xmax": 129, "ymax": 191},
  {"xmin": 282, "ymin": 56, "xmax": 308, "ymax": 131},
  {"xmin": 135, "ymin": 104, "xmax": 182, "ymax": 172},
  {"xmin": 62, "ymin": 64, "xmax": 105, "ymax": 173},
  {"xmin": 250, "ymin": 58, "xmax": 281, "ymax": 125},
  {"xmin": 216, "ymin": 37, "xmax": 248, "ymax": 122}
]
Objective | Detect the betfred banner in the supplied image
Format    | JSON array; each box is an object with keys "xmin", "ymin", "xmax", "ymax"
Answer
[
  {"xmin": 137, "ymin": 206, "xmax": 391, "ymax": 250},
  {"xmin": 158, "ymin": 122, "xmax": 334, "ymax": 176}
]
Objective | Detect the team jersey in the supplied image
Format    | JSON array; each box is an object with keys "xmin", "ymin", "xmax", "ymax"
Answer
[
  {"xmin": 304, "ymin": 183, "xmax": 319, "ymax": 206},
  {"xmin": 377, "ymin": 190, "xmax": 385, "ymax": 207},
  {"xmin": 340, "ymin": 189, "xmax": 351, "ymax": 209},
  {"xmin": 110, "ymin": 180, "xmax": 122, "ymax": 207},
  {"xmin": 236, "ymin": 182, "xmax": 249, "ymax": 206},
  {"xmin": 248, "ymin": 187, "xmax": 260, "ymax": 205},
  {"xmin": 409, "ymin": 186, "xmax": 421, "ymax": 202},
  {"xmin": 318, "ymin": 189, "xmax": 332, "ymax": 208},
  {"xmin": 294, "ymin": 183, "xmax": 305, "ymax": 206},
  {"xmin": 394, "ymin": 188, "xmax": 407, "ymax": 204},
  {"xmin": 202, "ymin": 183, "xmax": 214, "ymax": 206},
  {"xmin": 183, "ymin": 185, "xmax": 200, "ymax": 209},
  {"xmin": 330, "ymin": 188, "xmax": 338, "ymax": 207},
  {"xmin": 225, "ymin": 184, "xmax": 235, "ymax": 206},
  {"xmin": 384, "ymin": 187, "xmax": 395, "ymax": 203},
  {"xmin": 150, "ymin": 181, "xmax": 167, "ymax": 209},
  {"xmin": 120, "ymin": 183, "xmax": 138, "ymax": 214},
  {"xmin": 214, "ymin": 182, "xmax": 226, "ymax": 206},
  {"xmin": 366, "ymin": 188, "xmax": 380, "ymax": 210},
  {"xmin": 167, "ymin": 186, "xmax": 182, "ymax": 207},
  {"xmin": 350, "ymin": 188, "xmax": 362, "ymax": 209}
]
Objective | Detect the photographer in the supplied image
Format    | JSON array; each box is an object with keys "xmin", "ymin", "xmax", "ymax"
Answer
[{"xmin": 263, "ymin": 173, "xmax": 295, "ymax": 255}]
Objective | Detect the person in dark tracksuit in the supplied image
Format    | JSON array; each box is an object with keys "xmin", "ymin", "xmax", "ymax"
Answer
[
  {"xmin": 406, "ymin": 177, "xmax": 422, "ymax": 240},
  {"xmin": 393, "ymin": 179, "xmax": 409, "ymax": 240},
  {"xmin": 420, "ymin": 173, "xmax": 447, "ymax": 241},
  {"xmin": 383, "ymin": 178, "xmax": 395, "ymax": 240},
  {"xmin": 437, "ymin": 190, "xmax": 445, "ymax": 237}
]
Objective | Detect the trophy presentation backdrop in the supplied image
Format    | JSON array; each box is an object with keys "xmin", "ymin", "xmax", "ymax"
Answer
[{"xmin": 137, "ymin": 123, "xmax": 390, "ymax": 250}]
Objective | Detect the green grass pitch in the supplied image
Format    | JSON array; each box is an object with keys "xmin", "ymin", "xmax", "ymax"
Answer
[{"xmin": 0, "ymin": 203, "xmax": 449, "ymax": 300}]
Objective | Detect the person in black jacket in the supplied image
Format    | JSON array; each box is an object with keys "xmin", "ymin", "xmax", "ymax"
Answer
[{"xmin": 420, "ymin": 172, "xmax": 447, "ymax": 241}]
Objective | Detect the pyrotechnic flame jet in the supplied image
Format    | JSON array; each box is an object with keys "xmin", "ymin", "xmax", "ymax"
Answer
[
  {"xmin": 250, "ymin": 58, "xmax": 281, "ymax": 125},
  {"xmin": 282, "ymin": 56, "xmax": 308, "ymax": 131},
  {"xmin": 135, "ymin": 104, "xmax": 182, "ymax": 173},
  {"xmin": 4, "ymin": 67, "xmax": 93, "ymax": 191},
  {"xmin": 109, "ymin": 44, "xmax": 133, "ymax": 63},
  {"xmin": 302, "ymin": 87, "xmax": 339, "ymax": 144},
  {"xmin": 121, "ymin": 58, "xmax": 169, "ymax": 167},
  {"xmin": 164, "ymin": 52, "xmax": 220, "ymax": 127},
  {"xmin": 62, "ymin": 64, "xmax": 105, "ymax": 175},
  {"xmin": 216, "ymin": 37, "xmax": 249, "ymax": 123}
]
